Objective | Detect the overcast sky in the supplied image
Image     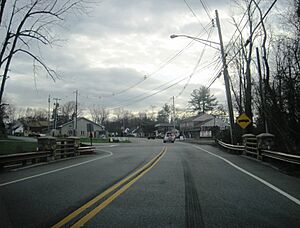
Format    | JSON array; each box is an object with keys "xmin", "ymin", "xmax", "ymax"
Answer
[{"xmin": 3, "ymin": 0, "xmax": 285, "ymax": 116}]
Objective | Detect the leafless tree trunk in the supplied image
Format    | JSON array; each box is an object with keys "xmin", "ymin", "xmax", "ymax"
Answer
[
  {"xmin": 0, "ymin": 0, "xmax": 87, "ymax": 105},
  {"xmin": 0, "ymin": 0, "xmax": 7, "ymax": 25}
]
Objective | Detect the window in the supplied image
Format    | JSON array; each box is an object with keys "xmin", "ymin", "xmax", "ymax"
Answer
[{"xmin": 81, "ymin": 131, "xmax": 85, "ymax": 136}]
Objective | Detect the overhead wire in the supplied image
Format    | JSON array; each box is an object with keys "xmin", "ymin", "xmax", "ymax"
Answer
[
  {"xmin": 176, "ymin": 25, "xmax": 214, "ymax": 97},
  {"xmin": 97, "ymin": 21, "xmax": 213, "ymax": 99},
  {"xmin": 107, "ymin": 75, "xmax": 191, "ymax": 110},
  {"xmin": 183, "ymin": 0, "xmax": 209, "ymax": 34},
  {"xmin": 199, "ymin": 0, "xmax": 213, "ymax": 21}
]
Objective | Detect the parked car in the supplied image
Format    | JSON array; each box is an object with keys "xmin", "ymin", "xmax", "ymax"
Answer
[{"xmin": 163, "ymin": 132, "xmax": 175, "ymax": 143}]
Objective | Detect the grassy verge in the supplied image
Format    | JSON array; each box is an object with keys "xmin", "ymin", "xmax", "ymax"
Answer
[{"xmin": 0, "ymin": 140, "xmax": 37, "ymax": 155}]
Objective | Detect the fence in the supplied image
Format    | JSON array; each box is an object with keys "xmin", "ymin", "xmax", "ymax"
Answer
[
  {"xmin": 216, "ymin": 133, "xmax": 300, "ymax": 165},
  {"xmin": 0, "ymin": 137, "xmax": 95, "ymax": 170}
]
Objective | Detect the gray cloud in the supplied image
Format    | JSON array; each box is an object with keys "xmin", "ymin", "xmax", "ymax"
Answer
[{"xmin": 4, "ymin": 0, "xmax": 235, "ymax": 115}]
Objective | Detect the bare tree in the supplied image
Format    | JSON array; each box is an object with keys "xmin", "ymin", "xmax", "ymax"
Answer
[
  {"xmin": 90, "ymin": 105, "xmax": 109, "ymax": 125},
  {"xmin": 0, "ymin": 0, "xmax": 88, "ymax": 136},
  {"xmin": 61, "ymin": 101, "xmax": 76, "ymax": 120},
  {"xmin": 0, "ymin": 0, "xmax": 7, "ymax": 25}
]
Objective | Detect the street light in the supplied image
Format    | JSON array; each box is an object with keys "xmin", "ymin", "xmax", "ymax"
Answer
[
  {"xmin": 170, "ymin": 34, "xmax": 220, "ymax": 50},
  {"xmin": 170, "ymin": 10, "xmax": 236, "ymax": 144}
]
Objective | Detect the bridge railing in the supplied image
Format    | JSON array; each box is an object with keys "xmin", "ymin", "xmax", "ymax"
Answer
[
  {"xmin": 216, "ymin": 134, "xmax": 300, "ymax": 165},
  {"xmin": 0, "ymin": 137, "xmax": 95, "ymax": 170}
]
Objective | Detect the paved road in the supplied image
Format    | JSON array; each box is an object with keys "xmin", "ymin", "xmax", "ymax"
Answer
[{"xmin": 0, "ymin": 138, "xmax": 300, "ymax": 227}]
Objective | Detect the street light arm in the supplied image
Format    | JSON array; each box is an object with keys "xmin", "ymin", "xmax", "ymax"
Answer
[
  {"xmin": 170, "ymin": 34, "xmax": 220, "ymax": 50},
  {"xmin": 170, "ymin": 34, "xmax": 220, "ymax": 46}
]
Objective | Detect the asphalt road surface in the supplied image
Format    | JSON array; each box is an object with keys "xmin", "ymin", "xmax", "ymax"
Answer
[{"xmin": 0, "ymin": 138, "xmax": 300, "ymax": 228}]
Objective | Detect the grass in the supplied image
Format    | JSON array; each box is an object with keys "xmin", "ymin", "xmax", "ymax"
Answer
[{"xmin": 0, "ymin": 140, "xmax": 38, "ymax": 155}]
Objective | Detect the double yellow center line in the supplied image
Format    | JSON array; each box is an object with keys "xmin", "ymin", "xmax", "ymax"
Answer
[{"xmin": 52, "ymin": 146, "xmax": 167, "ymax": 228}]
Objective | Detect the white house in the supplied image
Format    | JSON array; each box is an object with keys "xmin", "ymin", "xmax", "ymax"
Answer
[{"xmin": 59, "ymin": 117, "xmax": 106, "ymax": 138}]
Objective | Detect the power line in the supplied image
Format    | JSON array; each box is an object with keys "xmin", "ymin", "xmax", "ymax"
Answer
[
  {"xmin": 97, "ymin": 22, "xmax": 213, "ymax": 99},
  {"xmin": 177, "ymin": 26, "xmax": 214, "ymax": 97},
  {"xmin": 199, "ymin": 0, "xmax": 213, "ymax": 21},
  {"xmin": 206, "ymin": 69, "xmax": 222, "ymax": 89},
  {"xmin": 108, "ymin": 75, "xmax": 190, "ymax": 110},
  {"xmin": 183, "ymin": 0, "xmax": 209, "ymax": 34}
]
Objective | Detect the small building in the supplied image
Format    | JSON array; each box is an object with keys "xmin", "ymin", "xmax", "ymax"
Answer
[
  {"xmin": 26, "ymin": 121, "xmax": 49, "ymax": 134},
  {"xmin": 9, "ymin": 121, "xmax": 25, "ymax": 135},
  {"xmin": 180, "ymin": 113, "xmax": 229, "ymax": 139},
  {"xmin": 59, "ymin": 117, "xmax": 106, "ymax": 138},
  {"xmin": 154, "ymin": 123, "xmax": 178, "ymax": 137}
]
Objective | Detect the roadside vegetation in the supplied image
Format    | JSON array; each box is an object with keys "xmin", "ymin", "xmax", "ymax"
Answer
[{"xmin": 0, "ymin": 139, "xmax": 37, "ymax": 155}]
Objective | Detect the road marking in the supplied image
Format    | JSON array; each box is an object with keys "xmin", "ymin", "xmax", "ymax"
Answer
[
  {"xmin": 71, "ymin": 147, "xmax": 167, "ymax": 227},
  {"xmin": 52, "ymin": 147, "xmax": 167, "ymax": 228},
  {"xmin": 0, "ymin": 150, "xmax": 113, "ymax": 187},
  {"xmin": 193, "ymin": 145, "xmax": 300, "ymax": 206}
]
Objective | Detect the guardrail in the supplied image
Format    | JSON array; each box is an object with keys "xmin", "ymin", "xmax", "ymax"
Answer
[
  {"xmin": 0, "ymin": 151, "xmax": 51, "ymax": 169},
  {"xmin": 216, "ymin": 139, "xmax": 300, "ymax": 165},
  {"xmin": 261, "ymin": 150, "xmax": 300, "ymax": 165},
  {"xmin": 217, "ymin": 140, "xmax": 244, "ymax": 152},
  {"xmin": 0, "ymin": 146, "xmax": 95, "ymax": 170}
]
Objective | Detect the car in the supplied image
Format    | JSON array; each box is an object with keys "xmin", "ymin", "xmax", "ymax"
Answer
[{"xmin": 163, "ymin": 132, "xmax": 175, "ymax": 143}]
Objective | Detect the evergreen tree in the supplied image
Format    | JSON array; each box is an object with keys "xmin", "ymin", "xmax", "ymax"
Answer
[{"xmin": 188, "ymin": 86, "xmax": 218, "ymax": 114}]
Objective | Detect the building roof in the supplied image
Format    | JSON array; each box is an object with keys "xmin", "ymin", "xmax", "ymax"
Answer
[
  {"xmin": 154, "ymin": 123, "xmax": 174, "ymax": 128},
  {"xmin": 27, "ymin": 121, "xmax": 49, "ymax": 128},
  {"xmin": 180, "ymin": 113, "xmax": 229, "ymax": 128},
  {"xmin": 59, "ymin": 117, "xmax": 105, "ymax": 130},
  {"xmin": 200, "ymin": 118, "xmax": 229, "ymax": 128},
  {"xmin": 181, "ymin": 113, "xmax": 214, "ymax": 123}
]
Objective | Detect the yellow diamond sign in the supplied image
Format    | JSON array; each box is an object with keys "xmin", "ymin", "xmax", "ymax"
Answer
[{"xmin": 237, "ymin": 113, "xmax": 251, "ymax": 129}]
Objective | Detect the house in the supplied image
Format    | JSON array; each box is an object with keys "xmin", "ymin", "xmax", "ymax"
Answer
[
  {"xmin": 154, "ymin": 123, "xmax": 178, "ymax": 137},
  {"xmin": 9, "ymin": 121, "xmax": 24, "ymax": 135},
  {"xmin": 59, "ymin": 117, "xmax": 106, "ymax": 138},
  {"xmin": 26, "ymin": 121, "xmax": 49, "ymax": 134},
  {"xmin": 180, "ymin": 113, "xmax": 229, "ymax": 139},
  {"xmin": 9, "ymin": 120, "xmax": 49, "ymax": 136}
]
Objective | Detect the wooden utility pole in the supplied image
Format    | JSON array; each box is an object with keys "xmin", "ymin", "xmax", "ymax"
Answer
[
  {"xmin": 48, "ymin": 94, "xmax": 51, "ymax": 133},
  {"xmin": 74, "ymin": 90, "xmax": 78, "ymax": 136},
  {"xmin": 215, "ymin": 10, "xmax": 236, "ymax": 144},
  {"xmin": 53, "ymin": 98, "xmax": 61, "ymax": 130},
  {"xmin": 172, "ymin": 96, "xmax": 176, "ymax": 129}
]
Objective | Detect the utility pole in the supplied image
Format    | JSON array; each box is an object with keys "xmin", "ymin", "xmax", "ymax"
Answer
[
  {"xmin": 53, "ymin": 98, "xmax": 61, "ymax": 130},
  {"xmin": 74, "ymin": 90, "xmax": 78, "ymax": 136},
  {"xmin": 172, "ymin": 96, "xmax": 176, "ymax": 130},
  {"xmin": 48, "ymin": 94, "xmax": 51, "ymax": 134},
  {"xmin": 215, "ymin": 10, "xmax": 235, "ymax": 144}
]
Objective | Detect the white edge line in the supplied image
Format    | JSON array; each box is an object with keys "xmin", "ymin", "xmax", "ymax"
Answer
[
  {"xmin": 0, "ymin": 150, "xmax": 113, "ymax": 187},
  {"xmin": 192, "ymin": 145, "xmax": 300, "ymax": 206}
]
